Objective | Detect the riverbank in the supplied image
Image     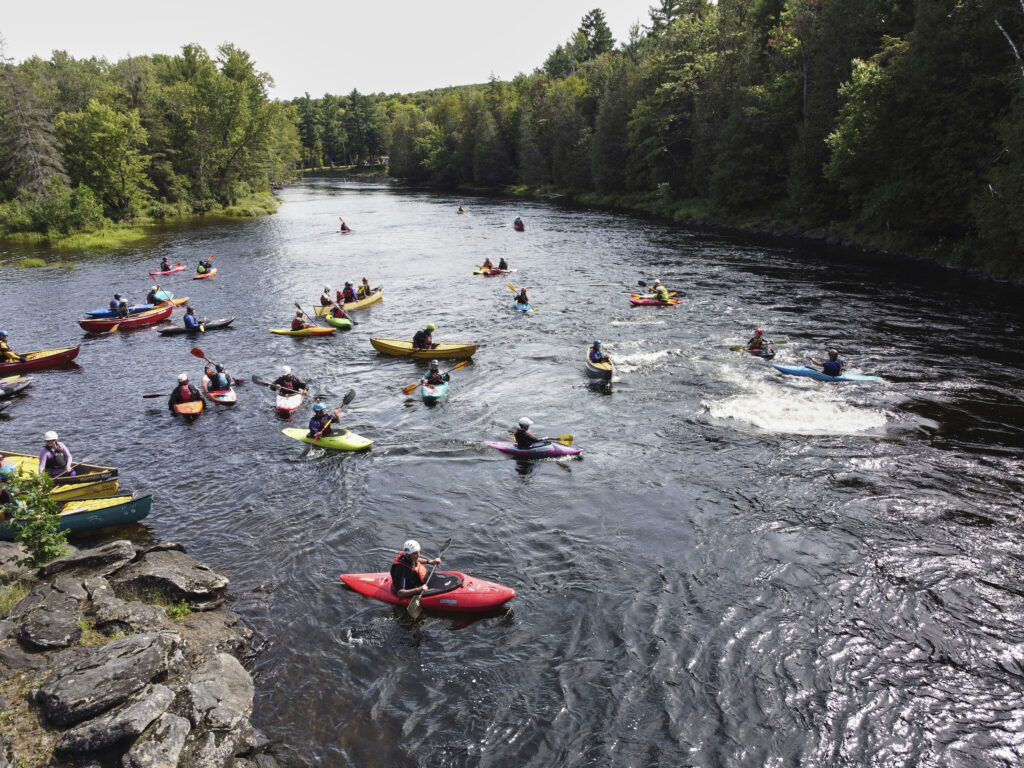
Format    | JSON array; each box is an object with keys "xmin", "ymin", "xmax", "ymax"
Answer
[{"xmin": 0, "ymin": 539, "xmax": 278, "ymax": 767}]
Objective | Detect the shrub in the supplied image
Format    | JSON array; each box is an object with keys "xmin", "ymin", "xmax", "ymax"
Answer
[{"xmin": 2, "ymin": 469, "xmax": 68, "ymax": 567}]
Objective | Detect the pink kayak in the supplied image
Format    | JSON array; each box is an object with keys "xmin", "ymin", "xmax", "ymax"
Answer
[
  {"xmin": 339, "ymin": 570, "xmax": 515, "ymax": 613},
  {"xmin": 149, "ymin": 264, "xmax": 186, "ymax": 277},
  {"xmin": 484, "ymin": 440, "xmax": 582, "ymax": 459}
]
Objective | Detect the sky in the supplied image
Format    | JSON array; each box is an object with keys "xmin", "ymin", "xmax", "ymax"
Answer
[{"xmin": 1, "ymin": 0, "xmax": 655, "ymax": 100}]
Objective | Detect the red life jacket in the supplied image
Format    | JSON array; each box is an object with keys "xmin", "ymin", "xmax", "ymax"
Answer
[
  {"xmin": 178, "ymin": 384, "xmax": 194, "ymax": 401},
  {"xmin": 391, "ymin": 553, "xmax": 427, "ymax": 589}
]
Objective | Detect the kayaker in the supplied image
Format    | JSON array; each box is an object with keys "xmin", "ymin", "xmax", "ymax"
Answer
[
  {"xmin": 202, "ymin": 363, "xmax": 234, "ymax": 393},
  {"xmin": 498, "ymin": 258, "xmax": 508, "ymax": 270},
  {"xmin": 183, "ymin": 307, "xmax": 203, "ymax": 331},
  {"xmin": 168, "ymin": 372, "xmax": 204, "ymax": 411},
  {"xmin": 341, "ymin": 281, "xmax": 359, "ymax": 303},
  {"xmin": 481, "ymin": 258, "xmax": 494, "ymax": 269},
  {"xmin": 330, "ymin": 304, "xmax": 349, "ymax": 320},
  {"xmin": 146, "ymin": 285, "xmax": 161, "ymax": 305},
  {"xmin": 0, "ymin": 331, "xmax": 21, "ymax": 363},
  {"xmin": 159, "ymin": 257, "xmax": 171, "ymax": 272},
  {"xmin": 652, "ymin": 279, "xmax": 670, "ymax": 302},
  {"xmin": 457, "ymin": 202, "xmax": 465, "ymax": 214},
  {"xmin": 320, "ymin": 287, "xmax": 334, "ymax": 307},
  {"xmin": 589, "ymin": 340, "xmax": 610, "ymax": 364},
  {"xmin": 815, "ymin": 349, "xmax": 846, "ymax": 377},
  {"xmin": 109, "ymin": 292, "xmax": 122, "ymax": 310},
  {"xmin": 515, "ymin": 288, "xmax": 529, "ymax": 306},
  {"xmin": 746, "ymin": 329, "xmax": 767, "ymax": 351},
  {"xmin": 514, "ymin": 216, "xmax": 523, "ymax": 228},
  {"xmin": 412, "ymin": 323, "xmax": 437, "ymax": 351},
  {"xmin": 307, "ymin": 401, "xmax": 342, "ymax": 439},
  {"xmin": 196, "ymin": 258, "xmax": 212, "ymax": 275},
  {"xmin": 357, "ymin": 277, "xmax": 372, "ymax": 299},
  {"xmin": 422, "ymin": 360, "xmax": 449, "ymax": 386},
  {"xmin": 514, "ymin": 417, "xmax": 537, "ymax": 449},
  {"xmin": 291, "ymin": 311, "xmax": 314, "ymax": 331},
  {"xmin": 39, "ymin": 431, "xmax": 74, "ymax": 479},
  {"xmin": 390, "ymin": 539, "xmax": 442, "ymax": 598},
  {"xmin": 339, "ymin": 218, "xmax": 351, "ymax": 232},
  {"xmin": 272, "ymin": 366, "xmax": 308, "ymax": 395}
]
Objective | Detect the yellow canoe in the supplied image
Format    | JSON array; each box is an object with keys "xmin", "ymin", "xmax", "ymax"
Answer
[
  {"xmin": 315, "ymin": 289, "xmax": 383, "ymax": 315},
  {"xmin": 0, "ymin": 450, "xmax": 117, "ymax": 485},
  {"xmin": 50, "ymin": 478, "xmax": 120, "ymax": 501},
  {"xmin": 369, "ymin": 337, "xmax": 476, "ymax": 360}
]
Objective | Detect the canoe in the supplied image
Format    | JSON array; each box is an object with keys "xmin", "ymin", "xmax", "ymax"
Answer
[
  {"xmin": 340, "ymin": 570, "xmax": 515, "ymax": 613},
  {"xmin": 314, "ymin": 289, "xmax": 383, "ymax": 314},
  {"xmin": 50, "ymin": 477, "xmax": 120, "ymax": 502},
  {"xmin": 370, "ymin": 338, "xmax": 476, "ymax": 360},
  {"xmin": 628, "ymin": 297, "xmax": 681, "ymax": 307},
  {"xmin": 0, "ymin": 492, "xmax": 153, "ymax": 541},
  {"xmin": 156, "ymin": 297, "xmax": 189, "ymax": 307},
  {"xmin": 206, "ymin": 389, "xmax": 237, "ymax": 405},
  {"xmin": 0, "ymin": 347, "xmax": 80, "ymax": 376},
  {"xmin": 484, "ymin": 441, "xmax": 583, "ymax": 458},
  {"xmin": 79, "ymin": 304, "xmax": 173, "ymax": 332},
  {"xmin": 323, "ymin": 314, "xmax": 353, "ymax": 330},
  {"xmin": 149, "ymin": 265, "xmax": 186, "ymax": 277},
  {"xmin": 269, "ymin": 326, "xmax": 335, "ymax": 337},
  {"xmin": 513, "ymin": 303, "xmax": 532, "ymax": 312},
  {"xmin": 420, "ymin": 380, "xmax": 449, "ymax": 403},
  {"xmin": 193, "ymin": 268, "xmax": 217, "ymax": 280},
  {"xmin": 585, "ymin": 355, "xmax": 614, "ymax": 381},
  {"xmin": 0, "ymin": 450, "xmax": 117, "ymax": 485},
  {"xmin": 773, "ymin": 364, "xmax": 882, "ymax": 383},
  {"xmin": 84, "ymin": 303, "xmax": 154, "ymax": 318},
  {"xmin": 281, "ymin": 427, "xmax": 374, "ymax": 452},
  {"xmin": 157, "ymin": 317, "xmax": 235, "ymax": 335},
  {"xmin": 0, "ymin": 377, "xmax": 33, "ymax": 398},
  {"xmin": 172, "ymin": 400, "xmax": 204, "ymax": 416},
  {"xmin": 276, "ymin": 392, "xmax": 304, "ymax": 413}
]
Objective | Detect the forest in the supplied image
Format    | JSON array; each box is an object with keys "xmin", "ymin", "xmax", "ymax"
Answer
[{"xmin": 2, "ymin": 0, "xmax": 1024, "ymax": 276}]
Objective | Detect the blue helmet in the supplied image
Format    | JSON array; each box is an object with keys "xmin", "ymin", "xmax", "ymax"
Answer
[
  {"xmin": 0, "ymin": 330, "xmax": 7, "ymax": 337},
  {"xmin": 593, "ymin": 340, "xmax": 601, "ymax": 346},
  {"xmin": 313, "ymin": 402, "xmax": 326, "ymax": 412}
]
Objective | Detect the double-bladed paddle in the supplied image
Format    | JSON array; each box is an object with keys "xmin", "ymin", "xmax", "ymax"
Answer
[
  {"xmin": 251, "ymin": 374, "xmax": 310, "ymax": 396},
  {"xmin": 407, "ymin": 538, "xmax": 453, "ymax": 619},
  {"xmin": 189, "ymin": 348, "xmax": 242, "ymax": 385},
  {"xmin": 728, "ymin": 340, "xmax": 788, "ymax": 351},
  {"xmin": 506, "ymin": 283, "xmax": 539, "ymax": 311},
  {"xmin": 508, "ymin": 433, "xmax": 574, "ymax": 446},
  {"xmin": 311, "ymin": 389, "xmax": 357, "ymax": 444},
  {"xmin": 401, "ymin": 360, "xmax": 470, "ymax": 395}
]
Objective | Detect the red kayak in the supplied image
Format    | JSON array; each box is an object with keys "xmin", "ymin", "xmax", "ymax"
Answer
[
  {"xmin": 482, "ymin": 268, "xmax": 513, "ymax": 277},
  {"xmin": 193, "ymin": 268, "xmax": 217, "ymax": 280},
  {"xmin": 628, "ymin": 297, "xmax": 682, "ymax": 306},
  {"xmin": 0, "ymin": 347, "xmax": 80, "ymax": 375},
  {"xmin": 78, "ymin": 304, "xmax": 173, "ymax": 332},
  {"xmin": 149, "ymin": 264, "xmax": 186, "ymax": 277},
  {"xmin": 339, "ymin": 571, "xmax": 516, "ymax": 613}
]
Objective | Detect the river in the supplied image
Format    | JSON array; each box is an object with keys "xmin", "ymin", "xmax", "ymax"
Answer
[{"xmin": 3, "ymin": 180, "xmax": 1024, "ymax": 767}]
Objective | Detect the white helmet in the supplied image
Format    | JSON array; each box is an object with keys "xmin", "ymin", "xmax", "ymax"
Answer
[
  {"xmin": 150, "ymin": 285, "xmax": 157, "ymax": 291},
  {"xmin": 44, "ymin": 430, "xmax": 59, "ymax": 442},
  {"xmin": 402, "ymin": 539, "xmax": 420, "ymax": 555},
  {"xmin": 430, "ymin": 359, "xmax": 439, "ymax": 366},
  {"xmin": 282, "ymin": 365, "xmax": 291, "ymax": 375},
  {"xmin": 177, "ymin": 373, "xmax": 188, "ymax": 383},
  {"xmin": 519, "ymin": 417, "xmax": 533, "ymax": 427},
  {"xmin": 324, "ymin": 286, "xmax": 330, "ymax": 292}
]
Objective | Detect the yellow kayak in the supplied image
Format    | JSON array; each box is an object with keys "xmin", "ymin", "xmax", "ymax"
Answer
[
  {"xmin": 50, "ymin": 478, "xmax": 120, "ymax": 501},
  {"xmin": 315, "ymin": 289, "xmax": 383, "ymax": 315},
  {"xmin": 369, "ymin": 337, "xmax": 477, "ymax": 360},
  {"xmin": 269, "ymin": 327, "xmax": 336, "ymax": 336}
]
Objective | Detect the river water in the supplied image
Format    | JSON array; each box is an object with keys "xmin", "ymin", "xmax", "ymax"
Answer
[{"xmin": 3, "ymin": 180, "xmax": 1024, "ymax": 767}]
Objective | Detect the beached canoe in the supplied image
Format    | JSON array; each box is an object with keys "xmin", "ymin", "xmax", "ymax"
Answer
[
  {"xmin": 0, "ymin": 347, "xmax": 80, "ymax": 376},
  {"xmin": 370, "ymin": 338, "xmax": 476, "ymax": 360},
  {"xmin": 0, "ymin": 493, "xmax": 153, "ymax": 540}
]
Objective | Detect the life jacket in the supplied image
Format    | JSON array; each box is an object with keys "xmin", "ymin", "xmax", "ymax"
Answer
[
  {"xmin": 342, "ymin": 287, "xmax": 358, "ymax": 303},
  {"xmin": 516, "ymin": 292, "xmax": 528, "ymax": 304},
  {"xmin": 197, "ymin": 264, "xmax": 206, "ymax": 274},
  {"xmin": 307, "ymin": 412, "xmax": 333, "ymax": 437},
  {"xmin": 160, "ymin": 261, "xmax": 170, "ymax": 271},
  {"xmin": 589, "ymin": 348, "xmax": 604, "ymax": 363},
  {"xmin": 357, "ymin": 285, "xmax": 368, "ymax": 299},
  {"xmin": 514, "ymin": 428, "xmax": 536, "ymax": 449},
  {"xmin": 147, "ymin": 292, "xmax": 159, "ymax": 305},
  {"xmin": 391, "ymin": 553, "xmax": 427, "ymax": 591},
  {"xmin": 748, "ymin": 337, "xmax": 764, "ymax": 349},
  {"xmin": 184, "ymin": 314, "xmax": 200, "ymax": 329},
  {"xmin": 43, "ymin": 446, "xmax": 69, "ymax": 472},
  {"xmin": 291, "ymin": 317, "xmax": 307, "ymax": 331},
  {"xmin": 482, "ymin": 260, "xmax": 493, "ymax": 269},
  {"xmin": 823, "ymin": 359, "xmax": 842, "ymax": 376},
  {"xmin": 424, "ymin": 371, "xmax": 445, "ymax": 385},
  {"xmin": 412, "ymin": 329, "xmax": 432, "ymax": 349},
  {"xmin": 110, "ymin": 299, "xmax": 119, "ymax": 309},
  {"xmin": 178, "ymin": 384, "xmax": 195, "ymax": 401},
  {"xmin": 211, "ymin": 372, "xmax": 229, "ymax": 390}
]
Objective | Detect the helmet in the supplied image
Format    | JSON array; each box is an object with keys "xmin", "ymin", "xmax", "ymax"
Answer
[
  {"xmin": 186, "ymin": 306, "xmax": 194, "ymax": 314},
  {"xmin": 114, "ymin": 293, "xmax": 122, "ymax": 299},
  {"xmin": 402, "ymin": 539, "xmax": 421, "ymax": 555},
  {"xmin": 755, "ymin": 329, "xmax": 763, "ymax": 336},
  {"xmin": 519, "ymin": 417, "xmax": 533, "ymax": 427},
  {"xmin": 362, "ymin": 277, "xmax": 368, "ymax": 281},
  {"xmin": 593, "ymin": 340, "xmax": 601, "ymax": 346},
  {"xmin": 313, "ymin": 402, "xmax": 326, "ymax": 412},
  {"xmin": 296, "ymin": 310, "xmax": 304, "ymax": 317},
  {"xmin": 426, "ymin": 323, "xmax": 436, "ymax": 331},
  {"xmin": 345, "ymin": 280, "xmax": 353, "ymax": 286},
  {"xmin": 828, "ymin": 348, "xmax": 839, "ymax": 359},
  {"xmin": 178, "ymin": 373, "xmax": 188, "ymax": 383},
  {"xmin": 215, "ymin": 364, "xmax": 224, "ymax": 372},
  {"xmin": 430, "ymin": 359, "xmax": 439, "ymax": 366},
  {"xmin": 0, "ymin": 330, "xmax": 7, "ymax": 337},
  {"xmin": 151, "ymin": 285, "xmax": 157, "ymax": 291},
  {"xmin": 282, "ymin": 366, "xmax": 291, "ymax": 375},
  {"xmin": 44, "ymin": 430, "xmax": 59, "ymax": 442},
  {"xmin": 653, "ymin": 279, "xmax": 662, "ymax": 284}
]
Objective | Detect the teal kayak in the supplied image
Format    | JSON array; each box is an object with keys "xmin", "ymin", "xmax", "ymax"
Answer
[
  {"xmin": 420, "ymin": 380, "xmax": 449, "ymax": 403},
  {"xmin": 773, "ymin": 364, "xmax": 882, "ymax": 382}
]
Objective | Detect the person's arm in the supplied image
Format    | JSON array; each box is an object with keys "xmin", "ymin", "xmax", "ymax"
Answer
[{"xmin": 60, "ymin": 443, "xmax": 72, "ymax": 469}]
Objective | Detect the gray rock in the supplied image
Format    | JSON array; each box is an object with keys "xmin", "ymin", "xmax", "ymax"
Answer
[
  {"xmin": 0, "ymin": 541, "xmax": 27, "ymax": 570},
  {"xmin": 37, "ymin": 540, "xmax": 136, "ymax": 579},
  {"xmin": 5, "ymin": 583, "xmax": 49, "ymax": 621},
  {"xmin": 0, "ymin": 732, "xmax": 13, "ymax": 768},
  {"xmin": 138, "ymin": 541, "xmax": 186, "ymax": 556},
  {"xmin": 253, "ymin": 755, "xmax": 281, "ymax": 768},
  {"xmin": 35, "ymin": 631, "xmax": 182, "ymax": 726},
  {"xmin": 16, "ymin": 589, "xmax": 82, "ymax": 650},
  {"xmin": 122, "ymin": 712, "xmax": 191, "ymax": 768},
  {"xmin": 0, "ymin": 643, "xmax": 49, "ymax": 670},
  {"xmin": 55, "ymin": 683, "xmax": 174, "ymax": 754},
  {"xmin": 182, "ymin": 730, "xmax": 237, "ymax": 768},
  {"xmin": 53, "ymin": 575, "xmax": 88, "ymax": 600},
  {"xmin": 179, "ymin": 609, "xmax": 253, "ymax": 659},
  {"xmin": 0, "ymin": 620, "xmax": 15, "ymax": 642},
  {"xmin": 83, "ymin": 575, "xmax": 114, "ymax": 602},
  {"xmin": 111, "ymin": 549, "xmax": 228, "ymax": 608},
  {"xmin": 187, "ymin": 653, "xmax": 253, "ymax": 731},
  {"xmin": 88, "ymin": 591, "xmax": 168, "ymax": 636}
]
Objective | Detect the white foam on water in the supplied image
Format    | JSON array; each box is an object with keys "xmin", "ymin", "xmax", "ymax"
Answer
[
  {"xmin": 614, "ymin": 348, "xmax": 683, "ymax": 373},
  {"xmin": 609, "ymin": 319, "xmax": 667, "ymax": 327}
]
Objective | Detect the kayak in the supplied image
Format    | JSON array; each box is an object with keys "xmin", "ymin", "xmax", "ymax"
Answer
[
  {"xmin": 149, "ymin": 265, "xmax": 186, "ymax": 277},
  {"xmin": 0, "ymin": 376, "xmax": 33, "ymax": 398},
  {"xmin": 206, "ymin": 389, "xmax": 237, "ymax": 405},
  {"xmin": 281, "ymin": 427, "xmax": 374, "ymax": 452},
  {"xmin": 370, "ymin": 338, "xmax": 476, "ymax": 360},
  {"xmin": 339, "ymin": 570, "xmax": 515, "ymax": 613},
  {"xmin": 78, "ymin": 304, "xmax": 173, "ymax": 332},
  {"xmin": 323, "ymin": 314, "xmax": 353, "ymax": 330},
  {"xmin": 629, "ymin": 297, "xmax": 681, "ymax": 306},
  {"xmin": 0, "ymin": 347, "xmax": 80, "ymax": 376},
  {"xmin": 339, "ymin": 228, "xmax": 354, "ymax": 234},
  {"xmin": 420, "ymin": 380, "xmax": 449, "ymax": 403},
  {"xmin": 0, "ymin": 492, "xmax": 153, "ymax": 541},
  {"xmin": 484, "ymin": 440, "xmax": 583, "ymax": 459},
  {"xmin": 315, "ymin": 289, "xmax": 383, "ymax": 315},
  {"xmin": 172, "ymin": 400, "xmax": 204, "ymax": 416},
  {"xmin": 513, "ymin": 303, "xmax": 532, "ymax": 312},
  {"xmin": 585, "ymin": 355, "xmax": 614, "ymax": 382},
  {"xmin": 276, "ymin": 392, "xmax": 304, "ymax": 413},
  {"xmin": 745, "ymin": 346, "xmax": 776, "ymax": 360},
  {"xmin": 84, "ymin": 304, "xmax": 154, "ymax": 318},
  {"xmin": 630, "ymin": 291, "xmax": 677, "ymax": 299},
  {"xmin": 193, "ymin": 268, "xmax": 217, "ymax": 280},
  {"xmin": 513, "ymin": 222, "xmax": 525, "ymax": 232},
  {"xmin": 773, "ymin": 364, "xmax": 882, "ymax": 382},
  {"xmin": 482, "ymin": 268, "xmax": 516, "ymax": 277},
  {"xmin": 0, "ymin": 401, "xmax": 9, "ymax": 413},
  {"xmin": 156, "ymin": 296, "xmax": 189, "ymax": 307},
  {"xmin": 269, "ymin": 327, "xmax": 336, "ymax": 336},
  {"xmin": 157, "ymin": 317, "xmax": 235, "ymax": 335}
]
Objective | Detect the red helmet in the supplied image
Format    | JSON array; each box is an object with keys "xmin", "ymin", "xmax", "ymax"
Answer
[{"xmin": 755, "ymin": 329, "xmax": 763, "ymax": 336}]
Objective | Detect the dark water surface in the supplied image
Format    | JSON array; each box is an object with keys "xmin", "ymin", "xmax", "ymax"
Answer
[{"xmin": 3, "ymin": 181, "xmax": 1024, "ymax": 767}]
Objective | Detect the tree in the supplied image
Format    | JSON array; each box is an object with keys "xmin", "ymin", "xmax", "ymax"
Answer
[{"xmin": 580, "ymin": 9, "xmax": 616, "ymax": 59}]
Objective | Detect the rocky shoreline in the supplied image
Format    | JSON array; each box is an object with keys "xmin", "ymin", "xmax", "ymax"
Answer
[{"xmin": 0, "ymin": 539, "xmax": 277, "ymax": 768}]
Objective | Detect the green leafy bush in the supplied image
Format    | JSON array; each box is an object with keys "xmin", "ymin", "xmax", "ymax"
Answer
[{"xmin": 1, "ymin": 469, "xmax": 69, "ymax": 567}]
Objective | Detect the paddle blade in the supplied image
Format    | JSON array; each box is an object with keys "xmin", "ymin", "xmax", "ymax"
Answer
[
  {"xmin": 437, "ymin": 537, "xmax": 453, "ymax": 554},
  {"xmin": 451, "ymin": 360, "xmax": 471, "ymax": 371},
  {"xmin": 637, "ymin": 280, "xmax": 647, "ymax": 286},
  {"xmin": 190, "ymin": 347, "xmax": 207, "ymax": 359},
  {"xmin": 251, "ymin": 375, "xmax": 271, "ymax": 387},
  {"xmin": 401, "ymin": 382, "xmax": 419, "ymax": 395},
  {"xmin": 554, "ymin": 434, "xmax": 574, "ymax": 445},
  {"xmin": 507, "ymin": 283, "xmax": 516, "ymax": 291},
  {"xmin": 108, "ymin": 324, "xmax": 120, "ymax": 333},
  {"xmin": 772, "ymin": 340, "xmax": 788, "ymax": 345},
  {"xmin": 407, "ymin": 594, "xmax": 423, "ymax": 619},
  {"xmin": 142, "ymin": 393, "xmax": 165, "ymax": 398},
  {"xmin": 342, "ymin": 388, "xmax": 357, "ymax": 405},
  {"xmin": 729, "ymin": 345, "xmax": 743, "ymax": 352}
]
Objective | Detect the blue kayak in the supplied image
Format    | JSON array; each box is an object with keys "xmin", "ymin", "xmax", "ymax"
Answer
[
  {"xmin": 420, "ymin": 380, "xmax": 449, "ymax": 403},
  {"xmin": 773, "ymin": 364, "xmax": 882, "ymax": 382},
  {"xmin": 84, "ymin": 303, "xmax": 154, "ymax": 318},
  {"xmin": 513, "ymin": 302, "xmax": 532, "ymax": 312}
]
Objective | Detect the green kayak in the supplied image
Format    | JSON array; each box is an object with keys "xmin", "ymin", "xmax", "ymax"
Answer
[
  {"xmin": 281, "ymin": 427, "xmax": 373, "ymax": 452},
  {"xmin": 323, "ymin": 314, "xmax": 353, "ymax": 329}
]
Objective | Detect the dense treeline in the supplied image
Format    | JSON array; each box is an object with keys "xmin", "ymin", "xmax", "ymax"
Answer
[
  {"xmin": 294, "ymin": 2, "xmax": 1024, "ymax": 277},
  {"xmin": 0, "ymin": 40, "xmax": 300, "ymax": 239}
]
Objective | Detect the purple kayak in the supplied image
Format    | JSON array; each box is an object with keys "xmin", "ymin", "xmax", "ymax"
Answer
[{"xmin": 484, "ymin": 440, "xmax": 582, "ymax": 459}]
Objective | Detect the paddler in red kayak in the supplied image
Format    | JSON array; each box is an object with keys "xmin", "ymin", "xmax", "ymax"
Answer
[
  {"xmin": 746, "ymin": 329, "xmax": 767, "ymax": 351},
  {"xmin": 0, "ymin": 331, "xmax": 22, "ymax": 363},
  {"xmin": 168, "ymin": 372, "xmax": 205, "ymax": 412},
  {"xmin": 159, "ymin": 257, "xmax": 171, "ymax": 272},
  {"xmin": 39, "ymin": 431, "xmax": 75, "ymax": 478},
  {"xmin": 498, "ymin": 257, "xmax": 508, "ymax": 270},
  {"xmin": 412, "ymin": 323, "xmax": 437, "ymax": 350},
  {"xmin": 652, "ymin": 279, "xmax": 671, "ymax": 302},
  {"xmin": 391, "ymin": 539, "xmax": 442, "ymax": 598},
  {"xmin": 307, "ymin": 401, "xmax": 342, "ymax": 439},
  {"xmin": 481, "ymin": 258, "xmax": 494, "ymax": 270},
  {"xmin": 291, "ymin": 311, "xmax": 314, "ymax": 331}
]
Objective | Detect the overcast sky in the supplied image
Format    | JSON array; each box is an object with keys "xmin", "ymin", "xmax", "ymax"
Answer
[{"xmin": 2, "ymin": 0, "xmax": 654, "ymax": 100}]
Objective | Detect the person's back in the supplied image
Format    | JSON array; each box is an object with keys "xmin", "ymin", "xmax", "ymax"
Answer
[
  {"xmin": 589, "ymin": 346, "xmax": 605, "ymax": 363},
  {"xmin": 498, "ymin": 259, "xmax": 508, "ymax": 270},
  {"xmin": 822, "ymin": 359, "xmax": 843, "ymax": 376},
  {"xmin": 514, "ymin": 427, "xmax": 536, "ymax": 449},
  {"xmin": 390, "ymin": 552, "xmax": 426, "ymax": 593},
  {"xmin": 412, "ymin": 328, "xmax": 431, "ymax": 350},
  {"xmin": 184, "ymin": 312, "xmax": 200, "ymax": 330}
]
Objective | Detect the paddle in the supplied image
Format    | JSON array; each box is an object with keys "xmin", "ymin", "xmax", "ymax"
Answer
[
  {"xmin": 251, "ymin": 374, "xmax": 309, "ymax": 396},
  {"xmin": 311, "ymin": 389, "xmax": 357, "ymax": 443},
  {"xmin": 401, "ymin": 360, "xmax": 470, "ymax": 395},
  {"xmin": 188, "ymin": 348, "xmax": 242, "ymax": 386},
  {"xmin": 322, "ymin": 297, "xmax": 359, "ymax": 326},
  {"xmin": 293, "ymin": 301, "xmax": 323, "ymax": 328},
  {"xmin": 509, "ymin": 433, "xmax": 574, "ymax": 446},
  {"xmin": 728, "ymin": 340, "xmax": 788, "ymax": 351},
  {"xmin": 407, "ymin": 538, "xmax": 453, "ymax": 619},
  {"xmin": 506, "ymin": 283, "xmax": 539, "ymax": 311}
]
